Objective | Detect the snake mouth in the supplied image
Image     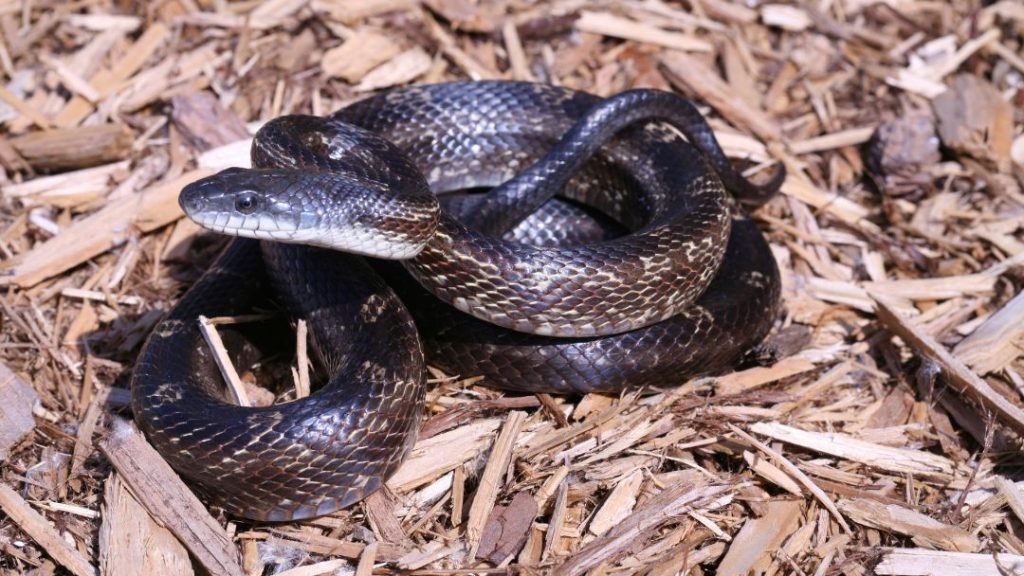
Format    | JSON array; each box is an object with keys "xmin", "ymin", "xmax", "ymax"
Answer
[{"xmin": 189, "ymin": 210, "xmax": 301, "ymax": 242}]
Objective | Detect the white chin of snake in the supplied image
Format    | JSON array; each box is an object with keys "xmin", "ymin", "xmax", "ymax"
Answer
[{"xmin": 191, "ymin": 212, "xmax": 425, "ymax": 261}]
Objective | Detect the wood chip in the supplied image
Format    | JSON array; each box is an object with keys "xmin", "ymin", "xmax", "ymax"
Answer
[
  {"xmin": 732, "ymin": 424, "xmax": 851, "ymax": 534},
  {"xmin": 171, "ymin": 91, "xmax": 249, "ymax": 152},
  {"xmin": 551, "ymin": 482, "xmax": 733, "ymax": 576},
  {"xmin": 760, "ymin": 4, "xmax": 811, "ymax": 31},
  {"xmin": 355, "ymin": 47, "xmax": 432, "ymax": 92},
  {"xmin": 363, "ymin": 488, "xmax": 408, "ymax": 545},
  {"xmin": 99, "ymin": 419, "xmax": 244, "ymax": 576},
  {"xmin": 99, "ymin": 473, "xmax": 193, "ymax": 576},
  {"xmin": 0, "ymin": 170, "xmax": 208, "ymax": 288},
  {"xmin": 321, "ymin": 29, "xmax": 403, "ymax": 82},
  {"xmin": 386, "ymin": 418, "xmax": 502, "ymax": 492},
  {"xmin": 576, "ymin": 11, "xmax": 713, "ymax": 53},
  {"xmin": 716, "ymin": 500, "xmax": 803, "ymax": 575},
  {"xmin": 932, "ymin": 74, "xmax": 1014, "ymax": 170},
  {"xmin": 714, "ymin": 356, "xmax": 817, "ymax": 396},
  {"xmin": 838, "ymin": 498, "xmax": 980, "ymax": 552},
  {"xmin": 749, "ymin": 421, "xmax": 958, "ymax": 479},
  {"xmin": 312, "ymin": 0, "xmax": 417, "ymax": 24},
  {"xmin": 953, "ymin": 290, "xmax": 1024, "ymax": 375},
  {"xmin": 873, "ymin": 294, "xmax": 1024, "ymax": 437},
  {"xmin": 476, "ymin": 491, "xmax": 538, "ymax": 564},
  {"xmin": 875, "ymin": 548, "xmax": 1024, "ymax": 575},
  {"xmin": 467, "ymin": 410, "xmax": 527, "ymax": 558},
  {"xmin": 588, "ymin": 469, "xmax": 644, "ymax": 536},
  {"xmin": 0, "ymin": 362, "xmax": 38, "ymax": 460},
  {"xmin": 0, "ymin": 484, "xmax": 96, "ymax": 576},
  {"xmin": 0, "ymin": 84, "xmax": 55, "ymax": 128},
  {"xmin": 661, "ymin": 50, "xmax": 782, "ymax": 142}
]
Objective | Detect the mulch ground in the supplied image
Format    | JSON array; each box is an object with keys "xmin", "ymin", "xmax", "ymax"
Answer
[{"xmin": 1, "ymin": 1, "xmax": 1024, "ymax": 575}]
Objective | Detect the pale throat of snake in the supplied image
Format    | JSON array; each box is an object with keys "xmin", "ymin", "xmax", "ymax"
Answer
[{"xmin": 179, "ymin": 165, "xmax": 439, "ymax": 260}]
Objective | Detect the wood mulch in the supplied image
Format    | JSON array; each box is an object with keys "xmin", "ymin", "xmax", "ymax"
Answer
[{"xmin": 1, "ymin": 0, "xmax": 1023, "ymax": 574}]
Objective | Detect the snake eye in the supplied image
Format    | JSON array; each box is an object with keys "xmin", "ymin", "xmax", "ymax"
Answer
[{"xmin": 234, "ymin": 193, "xmax": 259, "ymax": 214}]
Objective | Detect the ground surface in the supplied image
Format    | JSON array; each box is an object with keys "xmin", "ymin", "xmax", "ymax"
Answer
[{"xmin": 1, "ymin": 1, "xmax": 1024, "ymax": 575}]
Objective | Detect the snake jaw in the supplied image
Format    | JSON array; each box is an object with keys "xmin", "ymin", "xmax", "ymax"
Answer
[{"xmin": 180, "ymin": 165, "xmax": 437, "ymax": 260}]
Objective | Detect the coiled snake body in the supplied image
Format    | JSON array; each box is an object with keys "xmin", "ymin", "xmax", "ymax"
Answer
[{"xmin": 131, "ymin": 81, "xmax": 784, "ymax": 521}]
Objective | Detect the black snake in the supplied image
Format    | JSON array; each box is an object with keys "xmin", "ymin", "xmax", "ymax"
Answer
[{"xmin": 131, "ymin": 81, "xmax": 784, "ymax": 521}]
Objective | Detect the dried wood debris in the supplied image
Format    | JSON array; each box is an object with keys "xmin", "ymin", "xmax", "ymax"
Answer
[{"xmin": 1, "ymin": 1, "xmax": 1023, "ymax": 575}]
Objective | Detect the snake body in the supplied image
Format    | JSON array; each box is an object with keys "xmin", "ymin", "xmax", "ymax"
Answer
[{"xmin": 132, "ymin": 81, "xmax": 784, "ymax": 520}]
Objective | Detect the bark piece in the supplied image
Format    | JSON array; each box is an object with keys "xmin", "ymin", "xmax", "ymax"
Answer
[
  {"xmin": 476, "ymin": 491, "xmax": 538, "ymax": 564},
  {"xmin": 171, "ymin": 91, "xmax": 249, "ymax": 152},
  {"xmin": 866, "ymin": 112, "xmax": 941, "ymax": 195},
  {"xmin": 932, "ymin": 74, "xmax": 1013, "ymax": 171},
  {"xmin": 9, "ymin": 124, "xmax": 133, "ymax": 172},
  {"xmin": 363, "ymin": 488, "xmax": 409, "ymax": 545},
  {"xmin": 0, "ymin": 362, "xmax": 38, "ymax": 461}
]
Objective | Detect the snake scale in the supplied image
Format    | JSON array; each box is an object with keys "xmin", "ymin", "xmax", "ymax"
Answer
[{"xmin": 131, "ymin": 81, "xmax": 784, "ymax": 521}]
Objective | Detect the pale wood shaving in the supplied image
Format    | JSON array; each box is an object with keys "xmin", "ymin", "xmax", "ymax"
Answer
[
  {"xmin": 838, "ymin": 498, "xmax": 980, "ymax": 552},
  {"xmin": 354, "ymin": 47, "xmax": 433, "ymax": 92},
  {"xmin": 588, "ymin": 469, "xmax": 643, "ymax": 536},
  {"xmin": 197, "ymin": 315, "xmax": 250, "ymax": 406},
  {"xmin": 953, "ymin": 291, "xmax": 1024, "ymax": 375},
  {"xmin": 0, "ymin": 170, "xmax": 208, "ymax": 288},
  {"xmin": 99, "ymin": 473, "xmax": 193, "ymax": 576},
  {"xmin": 715, "ymin": 500, "xmax": 803, "ymax": 575},
  {"xmin": 749, "ymin": 421, "xmax": 959, "ymax": 479},
  {"xmin": 387, "ymin": 418, "xmax": 502, "ymax": 492},
  {"xmin": 875, "ymin": 548, "xmax": 1024, "ymax": 576},
  {"xmin": 467, "ymin": 410, "xmax": 527, "ymax": 558},
  {"xmin": 660, "ymin": 50, "xmax": 782, "ymax": 142},
  {"xmin": 551, "ymin": 482, "xmax": 734, "ymax": 576},
  {"xmin": 321, "ymin": 29, "xmax": 403, "ymax": 82},
  {"xmin": 575, "ymin": 11, "xmax": 713, "ymax": 53},
  {"xmin": 731, "ymin": 424, "xmax": 851, "ymax": 534},
  {"xmin": 99, "ymin": 420, "xmax": 244, "ymax": 576}
]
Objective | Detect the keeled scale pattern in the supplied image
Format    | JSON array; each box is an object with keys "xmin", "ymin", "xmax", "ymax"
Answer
[{"xmin": 133, "ymin": 81, "xmax": 783, "ymax": 520}]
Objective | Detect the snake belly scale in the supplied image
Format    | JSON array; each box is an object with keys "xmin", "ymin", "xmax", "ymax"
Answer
[{"xmin": 131, "ymin": 81, "xmax": 784, "ymax": 521}]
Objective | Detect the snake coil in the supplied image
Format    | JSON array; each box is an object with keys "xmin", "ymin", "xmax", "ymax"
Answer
[{"xmin": 132, "ymin": 81, "xmax": 784, "ymax": 520}]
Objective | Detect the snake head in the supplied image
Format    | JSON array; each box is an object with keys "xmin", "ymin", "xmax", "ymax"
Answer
[
  {"xmin": 179, "ymin": 167, "xmax": 438, "ymax": 260},
  {"xmin": 180, "ymin": 167, "xmax": 304, "ymax": 238}
]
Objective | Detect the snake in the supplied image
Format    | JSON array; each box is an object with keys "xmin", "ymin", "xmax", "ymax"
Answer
[{"xmin": 130, "ymin": 81, "xmax": 784, "ymax": 521}]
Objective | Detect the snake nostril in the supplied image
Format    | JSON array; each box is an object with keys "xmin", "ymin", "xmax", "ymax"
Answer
[{"xmin": 179, "ymin": 184, "xmax": 207, "ymax": 216}]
